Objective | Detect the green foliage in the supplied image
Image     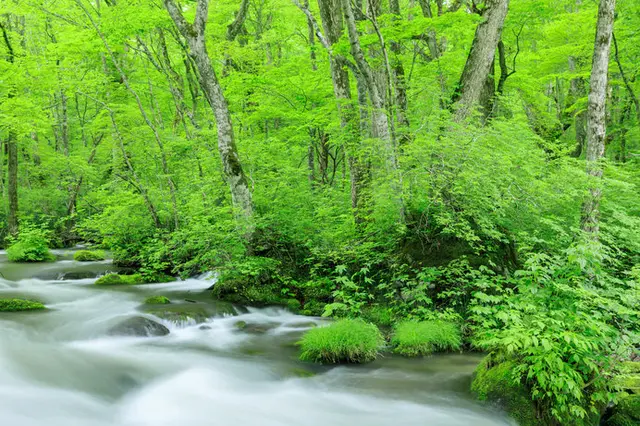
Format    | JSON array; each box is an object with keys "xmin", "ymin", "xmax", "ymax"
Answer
[
  {"xmin": 73, "ymin": 250, "xmax": 105, "ymax": 261},
  {"xmin": 391, "ymin": 320, "xmax": 462, "ymax": 356},
  {"xmin": 6, "ymin": 226, "xmax": 54, "ymax": 263},
  {"xmin": 143, "ymin": 296, "xmax": 171, "ymax": 305},
  {"xmin": 470, "ymin": 250, "xmax": 630, "ymax": 425},
  {"xmin": 0, "ymin": 299, "xmax": 46, "ymax": 312},
  {"xmin": 94, "ymin": 273, "xmax": 143, "ymax": 286},
  {"xmin": 298, "ymin": 319, "xmax": 384, "ymax": 364}
]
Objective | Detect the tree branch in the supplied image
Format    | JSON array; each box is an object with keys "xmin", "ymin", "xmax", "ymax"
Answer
[
  {"xmin": 612, "ymin": 32, "xmax": 640, "ymax": 123},
  {"xmin": 163, "ymin": 0, "xmax": 195, "ymax": 37}
]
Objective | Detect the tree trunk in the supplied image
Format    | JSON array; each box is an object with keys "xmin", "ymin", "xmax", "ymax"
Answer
[
  {"xmin": 581, "ymin": 0, "xmax": 616, "ymax": 237},
  {"xmin": 7, "ymin": 133, "xmax": 18, "ymax": 237},
  {"xmin": 567, "ymin": 56, "xmax": 587, "ymax": 157},
  {"xmin": 452, "ymin": 0, "xmax": 509, "ymax": 121},
  {"xmin": 163, "ymin": 0, "xmax": 254, "ymax": 231}
]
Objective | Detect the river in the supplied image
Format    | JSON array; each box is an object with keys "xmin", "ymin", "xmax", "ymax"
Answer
[{"xmin": 0, "ymin": 248, "xmax": 515, "ymax": 426}]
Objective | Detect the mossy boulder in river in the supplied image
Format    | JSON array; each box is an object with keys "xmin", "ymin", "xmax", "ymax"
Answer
[
  {"xmin": 107, "ymin": 316, "xmax": 170, "ymax": 337},
  {"xmin": 604, "ymin": 395, "xmax": 640, "ymax": 426},
  {"xmin": 298, "ymin": 319, "xmax": 384, "ymax": 364},
  {"xmin": 471, "ymin": 356, "xmax": 539, "ymax": 426},
  {"xmin": 73, "ymin": 250, "xmax": 106, "ymax": 261},
  {"xmin": 0, "ymin": 299, "xmax": 46, "ymax": 312},
  {"xmin": 144, "ymin": 295, "xmax": 171, "ymax": 305},
  {"xmin": 95, "ymin": 273, "xmax": 143, "ymax": 286},
  {"xmin": 142, "ymin": 301, "xmax": 233, "ymax": 324}
]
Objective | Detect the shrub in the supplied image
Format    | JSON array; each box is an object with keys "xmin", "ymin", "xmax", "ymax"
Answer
[
  {"xmin": 298, "ymin": 319, "xmax": 383, "ymax": 364},
  {"xmin": 95, "ymin": 273, "xmax": 143, "ymax": 286},
  {"xmin": 391, "ymin": 320, "xmax": 462, "ymax": 356},
  {"xmin": 73, "ymin": 250, "xmax": 106, "ymax": 261},
  {"xmin": 0, "ymin": 299, "xmax": 46, "ymax": 312},
  {"xmin": 6, "ymin": 226, "xmax": 54, "ymax": 262},
  {"xmin": 144, "ymin": 296, "xmax": 171, "ymax": 305}
]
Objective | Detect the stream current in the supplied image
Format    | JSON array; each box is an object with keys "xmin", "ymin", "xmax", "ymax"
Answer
[{"xmin": 0, "ymin": 249, "xmax": 515, "ymax": 426}]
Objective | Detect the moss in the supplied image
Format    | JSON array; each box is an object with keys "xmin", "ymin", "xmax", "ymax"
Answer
[
  {"xmin": 0, "ymin": 299, "xmax": 46, "ymax": 312},
  {"xmin": 235, "ymin": 320, "xmax": 247, "ymax": 329},
  {"xmin": 95, "ymin": 273, "xmax": 143, "ymax": 286},
  {"xmin": 73, "ymin": 250, "xmax": 106, "ymax": 261},
  {"xmin": 391, "ymin": 320, "xmax": 462, "ymax": 356},
  {"xmin": 621, "ymin": 362, "xmax": 640, "ymax": 374},
  {"xmin": 144, "ymin": 296, "xmax": 171, "ymax": 305},
  {"xmin": 141, "ymin": 273, "xmax": 176, "ymax": 284},
  {"xmin": 300, "ymin": 300, "xmax": 326, "ymax": 316},
  {"xmin": 613, "ymin": 374, "xmax": 640, "ymax": 394},
  {"xmin": 605, "ymin": 396, "xmax": 640, "ymax": 426},
  {"xmin": 297, "ymin": 319, "xmax": 384, "ymax": 364},
  {"xmin": 285, "ymin": 298, "xmax": 301, "ymax": 312},
  {"xmin": 471, "ymin": 357, "xmax": 539, "ymax": 426}
]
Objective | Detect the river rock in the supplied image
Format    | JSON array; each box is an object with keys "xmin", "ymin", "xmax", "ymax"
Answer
[{"xmin": 108, "ymin": 316, "xmax": 170, "ymax": 337}]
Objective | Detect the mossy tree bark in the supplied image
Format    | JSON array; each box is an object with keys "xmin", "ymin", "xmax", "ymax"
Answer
[
  {"xmin": 452, "ymin": 0, "xmax": 509, "ymax": 121},
  {"xmin": 164, "ymin": 0, "xmax": 255, "ymax": 236},
  {"xmin": 581, "ymin": 0, "xmax": 616, "ymax": 237}
]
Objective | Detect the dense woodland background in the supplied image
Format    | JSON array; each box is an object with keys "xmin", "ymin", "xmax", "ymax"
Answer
[{"xmin": 0, "ymin": 0, "xmax": 639, "ymax": 424}]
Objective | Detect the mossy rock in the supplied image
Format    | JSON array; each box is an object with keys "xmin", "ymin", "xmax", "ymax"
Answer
[
  {"xmin": 471, "ymin": 357, "xmax": 539, "ymax": 426},
  {"xmin": 141, "ymin": 273, "xmax": 176, "ymax": 284},
  {"xmin": 144, "ymin": 296, "xmax": 171, "ymax": 305},
  {"xmin": 604, "ymin": 396, "xmax": 640, "ymax": 426},
  {"xmin": 391, "ymin": 320, "xmax": 462, "ymax": 356},
  {"xmin": 73, "ymin": 250, "xmax": 106, "ymax": 262},
  {"xmin": 300, "ymin": 300, "xmax": 326, "ymax": 316},
  {"xmin": 107, "ymin": 316, "xmax": 170, "ymax": 337},
  {"xmin": 95, "ymin": 273, "xmax": 143, "ymax": 286},
  {"xmin": 143, "ymin": 303, "xmax": 221, "ymax": 324},
  {"xmin": 297, "ymin": 319, "xmax": 384, "ymax": 364},
  {"xmin": 0, "ymin": 299, "xmax": 46, "ymax": 312}
]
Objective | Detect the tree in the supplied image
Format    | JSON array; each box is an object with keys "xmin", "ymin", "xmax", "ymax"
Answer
[
  {"xmin": 163, "ymin": 0, "xmax": 254, "ymax": 233},
  {"xmin": 581, "ymin": 0, "xmax": 616, "ymax": 237},
  {"xmin": 1, "ymin": 19, "xmax": 18, "ymax": 237}
]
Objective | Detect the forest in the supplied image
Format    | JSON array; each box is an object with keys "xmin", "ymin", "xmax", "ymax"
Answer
[{"xmin": 0, "ymin": 0, "xmax": 639, "ymax": 425}]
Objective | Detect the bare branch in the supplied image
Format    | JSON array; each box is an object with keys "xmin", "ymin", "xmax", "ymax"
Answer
[{"xmin": 291, "ymin": 0, "xmax": 331, "ymax": 52}]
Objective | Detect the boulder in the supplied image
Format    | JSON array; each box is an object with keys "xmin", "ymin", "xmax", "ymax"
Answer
[{"xmin": 108, "ymin": 316, "xmax": 170, "ymax": 337}]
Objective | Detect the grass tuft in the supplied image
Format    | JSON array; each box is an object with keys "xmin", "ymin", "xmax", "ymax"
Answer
[
  {"xmin": 391, "ymin": 320, "xmax": 461, "ymax": 356},
  {"xmin": 298, "ymin": 319, "xmax": 383, "ymax": 364}
]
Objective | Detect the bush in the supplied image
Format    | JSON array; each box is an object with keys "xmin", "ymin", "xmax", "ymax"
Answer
[
  {"xmin": 6, "ymin": 226, "xmax": 54, "ymax": 262},
  {"xmin": 298, "ymin": 319, "xmax": 383, "ymax": 364},
  {"xmin": 391, "ymin": 320, "xmax": 462, "ymax": 356},
  {"xmin": 73, "ymin": 250, "xmax": 106, "ymax": 261},
  {"xmin": 95, "ymin": 273, "xmax": 143, "ymax": 286},
  {"xmin": 144, "ymin": 296, "xmax": 171, "ymax": 305},
  {"xmin": 0, "ymin": 299, "xmax": 46, "ymax": 312}
]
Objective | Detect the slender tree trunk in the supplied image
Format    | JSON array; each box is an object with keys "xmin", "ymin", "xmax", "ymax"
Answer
[
  {"xmin": 7, "ymin": 133, "xmax": 18, "ymax": 237},
  {"xmin": 581, "ymin": 0, "xmax": 616, "ymax": 237},
  {"xmin": 567, "ymin": 56, "xmax": 587, "ymax": 157},
  {"xmin": 164, "ymin": 0, "xmax": 254, "ymax": 232},
  {"xmin": 452, "ymin": 0, "xmax": 509, "ymax": 121}
]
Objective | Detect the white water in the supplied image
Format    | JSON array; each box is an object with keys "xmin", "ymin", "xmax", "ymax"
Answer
[{"xmin": 0, "ymin": 255, "xmax": 515, "ymax": 426}]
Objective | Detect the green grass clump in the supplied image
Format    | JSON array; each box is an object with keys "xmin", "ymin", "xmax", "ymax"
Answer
[
  {"xmin": 95, "ymin": 273, "xmax": 143, "ymax": 285},
  {"xmin": 0, "ymin": 299, "xmax": 46, "ymax": 312},
  {"xmin": 298, "ymin": 319, "xmax": 384, "ymax": 364},
  {"xmin": 74, "ymin": 250, "xmax": 106, "ymax": 261},
  {"xmin": 144, "ymin": 295, "xmax": 171, "ymax": 305},
  {"xmin": 391, "ymin": 320, "xmax": 461, "ymax": 356}
]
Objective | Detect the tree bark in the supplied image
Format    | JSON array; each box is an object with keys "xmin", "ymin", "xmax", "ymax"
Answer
[
  {"xmin": 163, "ymin": 0, "xmax": 254, "ymax": 231},
  {"xmin": 452, "ymin": 0, "xmax": 509, "ymax": 121},
  {"xmin": 581, "ymin": 0, "xmax": 616, "ymax": 237},
  {"xmin": 7, "ymin": 133, "xmax": 18, "ymax": 237}
]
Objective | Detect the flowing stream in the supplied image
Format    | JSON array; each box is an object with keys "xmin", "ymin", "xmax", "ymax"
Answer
[{"xmin": 0, "ymin": 249, "xmax": 515, "ymax": 426}]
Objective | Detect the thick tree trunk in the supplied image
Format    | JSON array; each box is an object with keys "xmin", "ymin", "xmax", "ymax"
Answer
[
  {"xmin": 7, "ymin": 133, "xmax": 18, "ymax": 237},
  {"xmin": 164, "ymin": 0, "xmax": 254, "ymax": 230},
  {"xmin": 452, "ymin": 0, "xmax": 509, "ymax": 121},
  {"xmin": 581, "ymin": 0, "xmax": 616, "ymax": 237}
]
